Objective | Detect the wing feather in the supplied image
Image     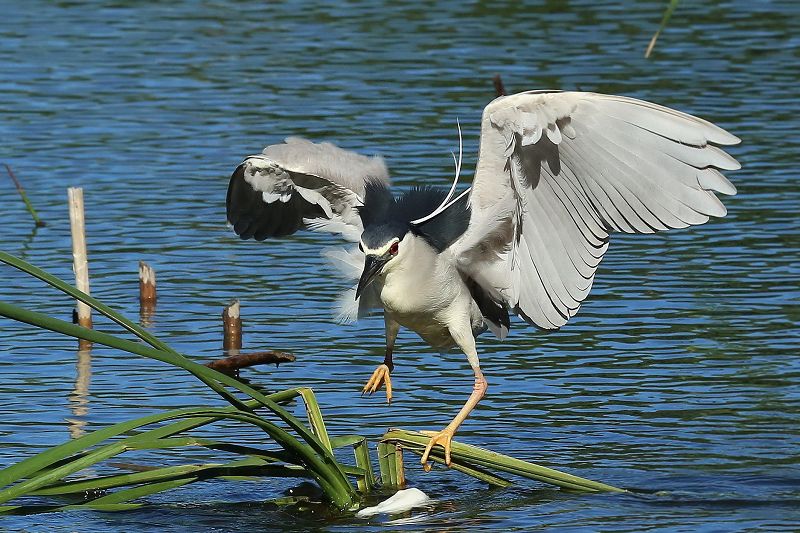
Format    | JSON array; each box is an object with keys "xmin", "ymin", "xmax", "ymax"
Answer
[
  {"xmin": 454, "ymin": 90, "xmax": 739, "ymax": 330},
  {"xmin": 226, "ymin": 137, "xmax": 390, "ymax": 242}
]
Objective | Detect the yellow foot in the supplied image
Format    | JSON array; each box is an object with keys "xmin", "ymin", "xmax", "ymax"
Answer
[
  {"xmin": 420, "ymin": 428, "xmax": 455, "ymax": 471},
  {"xmin": 361, "ymin": 364, "xmax": 392, "ymax": 403}
]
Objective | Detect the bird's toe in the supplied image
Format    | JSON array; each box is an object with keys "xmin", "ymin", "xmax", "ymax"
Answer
[
  {"xmin": 420, "ymin": 428, "xmax": 454, "ymax": 471},
  {"xmin": 361, "ymin": 364, "xmax": 393, "ymax": 403}
]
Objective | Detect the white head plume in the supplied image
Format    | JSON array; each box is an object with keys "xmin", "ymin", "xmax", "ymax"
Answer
[{"xmin": 411, "ymin": 120, "xmax": 467, "ymax": 225}]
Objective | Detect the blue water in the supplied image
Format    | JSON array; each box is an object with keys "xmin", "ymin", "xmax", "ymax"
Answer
[{"xmin": 1, "ymin": 1, "xmax": 799, "ymax": 530}]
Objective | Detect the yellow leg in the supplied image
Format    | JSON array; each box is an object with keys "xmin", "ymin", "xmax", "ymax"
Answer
[
  {"xmin": 361, "ymin": 317, "xmax": 398, "ymax": 403},
  {"xmin": 420, "ymin": 371, "xmax": 487, "ymax": 471},
  {"xmin": 361, "ymin": 363, "xmax": 393, "ymax": 403}
]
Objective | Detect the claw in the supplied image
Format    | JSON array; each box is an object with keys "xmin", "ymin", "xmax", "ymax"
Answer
[
  {"xmin": 361, "ymin": 364, "xmax": 393, "ymax": 403},
  {"xmin": 419, "ymin": 428, "xmax": 454, "ymax": 471}
]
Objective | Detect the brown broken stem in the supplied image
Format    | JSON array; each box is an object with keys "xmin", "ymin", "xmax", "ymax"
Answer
[
  {"xmin": 493, "ymin": 74, "xmax": 507, "ymax": 97},
  {"xmin": 206, "ymin": 351, "xmax": 296, "ymax": 376}
]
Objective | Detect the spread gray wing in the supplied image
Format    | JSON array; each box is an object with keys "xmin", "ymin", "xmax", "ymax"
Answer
[
  {"xmin": 226, "ymin": 137, "xmax": 390, "ymax": 241},
  {"xmin": 453, "ymin": 90, "xmax": 740, "ymax": 330}
]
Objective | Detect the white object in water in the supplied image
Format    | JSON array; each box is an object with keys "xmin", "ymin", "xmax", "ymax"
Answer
[{"xmin": 356, "ymin": 487, "xmax": 431, "ymax": 518}]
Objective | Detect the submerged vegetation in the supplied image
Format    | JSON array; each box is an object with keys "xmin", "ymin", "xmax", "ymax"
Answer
[{"xmin": 0, "ymin": 251, "xmax": 623, "ymax": 515}]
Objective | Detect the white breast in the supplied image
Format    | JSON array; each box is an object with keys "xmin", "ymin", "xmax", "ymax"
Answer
[{"xmin": 378, "ymin": 242, "xmax": 480, "ymax": 349}]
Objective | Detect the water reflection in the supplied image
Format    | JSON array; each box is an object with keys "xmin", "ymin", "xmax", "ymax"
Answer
[
  {"xmin": 15, "ymin": 226, "xmax": 40, "ymax": 260},
  {"xmin": 139, "ymin": 301, "xmax": 156, "ymax": 329},
  {"xmin": 66, "ymin": 345, "xmax": 91, "ymax": 440}
]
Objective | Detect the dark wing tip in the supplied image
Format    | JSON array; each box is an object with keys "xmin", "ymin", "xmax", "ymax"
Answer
[
  {"xmin": 226, "ymin": 163, "xmax": 246, "ymax": 226},
  {"xmin": 226, "ymin": 161, "xmax": 325, "ymax": 241}
]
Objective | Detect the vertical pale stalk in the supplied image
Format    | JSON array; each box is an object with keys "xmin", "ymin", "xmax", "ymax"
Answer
[
  {"xmin": 645, "ymin": 0, "xmax": 681, "ymax": 58},
  {"xmin": 67, "ymin": 187, "xmax": 91, "ymax": 329}
]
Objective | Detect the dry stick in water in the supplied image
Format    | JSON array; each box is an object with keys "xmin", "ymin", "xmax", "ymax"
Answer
[
  {"xmin": 209, "ymin": 300, "xmax": 296, "ymax": 376},
  {"xmin": 68, "ymin": 187, "xmax": 92, "ymax": 331},
  {"xmin": 206, "ymin": 351, "xmax": 296, "ymax": 376},
  {"xmin": 5, "ymin": 164, "xmax": 46, "ymax": 227}
]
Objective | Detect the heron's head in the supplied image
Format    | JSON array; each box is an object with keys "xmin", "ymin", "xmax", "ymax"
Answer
[
  {"xmin": 355, "ymin": 221, "xmax": 412, "ymax": 299},
  {"xmin": 354, "ymin": 179, "xmax": 468, "ymax": 299}
]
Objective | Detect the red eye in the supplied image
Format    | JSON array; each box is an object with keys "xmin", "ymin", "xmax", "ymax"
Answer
[{"xmin": 389, "ymin": 242, "xmax": 399, "ymax": 255}]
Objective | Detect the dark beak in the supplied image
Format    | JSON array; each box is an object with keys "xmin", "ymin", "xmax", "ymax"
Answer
[{"xmin": 356, "ymin": 255, "xmax": 387, "ymax": 299}]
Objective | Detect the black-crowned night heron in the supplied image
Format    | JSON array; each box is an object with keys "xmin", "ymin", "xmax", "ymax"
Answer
[{"xmin": 226, "ymin": 90, "xmax": 740, "ymax": 470}]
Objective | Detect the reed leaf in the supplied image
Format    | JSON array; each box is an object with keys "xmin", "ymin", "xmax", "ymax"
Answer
[
  {"xmin": 0, "ymin": 251, "xmax": 174, "ymax": 354},
  {"xmin": 0, "ymin": 407, "xmax": 208, "ymax": 489},
  {"xmin": 295, "ymin": 387, "xmax": 333, "ymax": 452},
  {"xmin": 0, "ymin": 288, "xmax": 351, "ymax": 465},
  {"xmin": 0, "ymin": 298, "xmax": 356, "ymax": 506},
  {"xmin": 382, "ymin": 429, "xmax": 625, "ymax": 493},
  {"xmin": 377, "ymin": 441, "xmax": 405, "ymax": 488},
  {"xmin": 33, "ymin": 464, "xmax": 211, "ymax": 496},
  {"xmin": 84, "ymin": 477, "xmax": 200, "ymax": 506},
  {"xmin": 446, "ymin": 461, "xmax": 512, "ymax": 488},
  {"xmin": 329, "ymin": 435, "xmax": 376, "ymax": 492},
  {"xmin": 34, "ymin": 458, "xmax": 310, "ymax": 498},
  {"xmin": 0, "ymin": 405, "xmax": 357, "ymax": 509},
  {"xmin": 645, "ymin": 0, "xmax": 681, "ymax": 58},
  {"xmin": 352, "ymin": 438, "xmax": 376, "ymax": 492}
]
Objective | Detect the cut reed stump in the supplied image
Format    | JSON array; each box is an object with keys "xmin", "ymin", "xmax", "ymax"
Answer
[
  {"xmin": 222, "ymin": 300, "xmax": 242, "ymax": 353},
  {"xmin": 138, "ymin": 261, "xmax": 157, "ymax": 304},
  {"xmin": 138, "ymin": 261, "xmax": 157, "ymax": 327},
  {"xmin": 68, "ymin": 187, "xmax": 91, "ymax": 331}
]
